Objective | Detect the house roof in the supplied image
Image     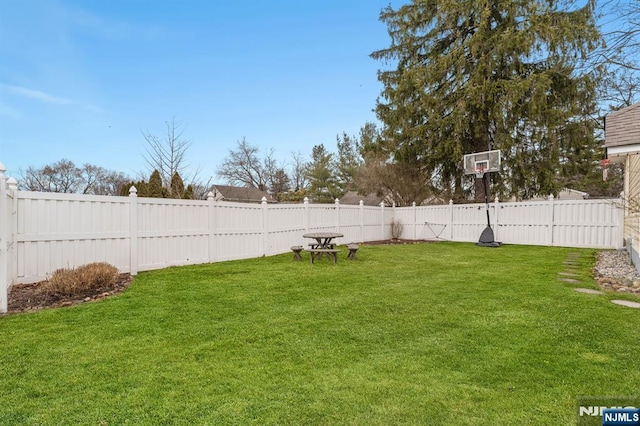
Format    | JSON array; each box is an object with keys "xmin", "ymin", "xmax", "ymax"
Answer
[
  {"xmin": 605, "ymin": 103, "xmax": 640, "ymax": 148},
  {"xmin": 339, "ymin": 191, "xmax": 384, "ymax": 206},
  {"xmin": 212, "ymin": 185, "xmax": 276, "ymax": 203}
]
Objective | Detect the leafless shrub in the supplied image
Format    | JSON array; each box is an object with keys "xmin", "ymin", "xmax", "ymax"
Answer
[{"xmin": 42, "ymin": 262, "xmax": 119, "ymax": 297}]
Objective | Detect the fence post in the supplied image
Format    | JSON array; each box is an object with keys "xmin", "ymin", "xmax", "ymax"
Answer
[
  {"xmin": 493, "ymin": 196, "xmax": 500, "ymax": 242},
  {"xmin": 335, "ymin": 198, "xmax": 340, "ymax": 232},
  {"xmin": 7, "ymin": 177, "xmax": 17, "ymax": 297},
  {"xmin": 304, "ymin": 197, "xmax": 310, "ymax": 233},
  {"xmin": 261, "ymin": 197, "xmax": 268, "ymax": 256},
  {"xmin": 448, "ymin": 199, "xmax": 454, "ymax": 241},
  {"xmin": 207, "ymin": 191, "xmax": 216, "ymax": 262},
  {"xmin": 0, "ymin": 162, "xmax": 8, "ymax": 313},
  {"xmin": 359, "ymin": 200, "xmax": 364, "ymax": 242},
  {"xmin": 129, "ymin": 186, "xmax": 138, "ymax": 276},
  {"xmin": 413, "ymin": 202, "xmax": 417, "ymax": 239},
  {"xmin": 547, "ymin": 195, "xmax": 555, "ymax": 246},
  {"xmin": 380, "ymin": 202, "xmax": 386, "ymax": 240}
]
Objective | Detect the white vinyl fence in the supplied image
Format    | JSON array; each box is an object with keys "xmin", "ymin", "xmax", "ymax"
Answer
[{"xmin": 0, "ymin": 163, "xmax": 624, "ymax": 312}]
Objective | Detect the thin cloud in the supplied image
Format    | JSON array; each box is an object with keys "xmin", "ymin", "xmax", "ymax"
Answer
[
  {"xmin": 2, "ymin": 84, "xmax": 73, "ymax": 105},
  {"xmin": 1, "ymin": 83, "xmax": 103, "ymax": 113}
]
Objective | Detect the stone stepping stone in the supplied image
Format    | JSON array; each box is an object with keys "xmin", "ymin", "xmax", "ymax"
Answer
[
  {"xmin": 558, "ymin": 272, "xmax": 579, "ymax": 277},
  {"xmin": 574, "ymin": 288, "xmax": 604, "ymax": 295},
  {"xmin": 558, "ymin": 278, "xmax": 581, "ymax": 284},
  {"xmin": 611, "ymin": 300, "xmax": 640, "ymax": 309}
]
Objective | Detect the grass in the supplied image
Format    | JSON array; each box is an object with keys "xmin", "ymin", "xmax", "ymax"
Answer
[{"xmin": 1, "ymin": 242, "xmax": 640, "ymax": 425}]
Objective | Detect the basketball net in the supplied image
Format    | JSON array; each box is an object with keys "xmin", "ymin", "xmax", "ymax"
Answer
[{"xmin": 474, "ymin": 165, "xmax": 487, "ymax": 179}]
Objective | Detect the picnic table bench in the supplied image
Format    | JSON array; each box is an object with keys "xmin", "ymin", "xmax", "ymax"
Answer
[{"xmin": 307, "ymin": 248, "xmax": 340, "ymax": 264}]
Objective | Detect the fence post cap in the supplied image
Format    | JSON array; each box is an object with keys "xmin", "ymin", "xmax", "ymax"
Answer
[
  {"xmin": 548, "ymin": 194, "xmax": 554, "ymax": 201},
  {"xmin": 335, "ymin": 198, "xmax": 340, "ymax": 205},
  {"xmin": 129, "ymin": 186, "xmax": 138, "ymax": 196},
  {"xmin": 207, "ymin": 191, "xmax": 215, "ymax": 201},
  {"xmin": 7, "ymin": 177, "xmax": 17, "ymax": 190},
  {"xmin": 261, "ymin": 196, "xmax": 267, "ymax": 204},
  {"xmin": 0, "ymin": 162, "xmax": 5, "ymax": 174},
  {"xmin": 359, "ymin": 200, "xmax": 364, "ymax": 206},
  {"xmin": 304, "ymin": 197, "xmax": 309, "ymax": 204}
]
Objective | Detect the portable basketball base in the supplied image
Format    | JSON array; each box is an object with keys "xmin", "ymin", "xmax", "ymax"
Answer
[{"xmin": 463, "ymin": 150, "xmax": 502, "ymax": 248}]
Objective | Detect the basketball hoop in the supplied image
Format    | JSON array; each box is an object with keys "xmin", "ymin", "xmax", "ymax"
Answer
[
  {"xmin": 464, "ymin": 151, "xmax": 499, "ymax": 178},
  {"xmin": 474, "ymin": 165, "xmax": 487, "ymax": 179}
]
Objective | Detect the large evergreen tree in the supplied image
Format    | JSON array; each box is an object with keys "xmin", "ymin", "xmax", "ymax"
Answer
[{"xmin": 372, "ymin": 0, "xmax": 602, "ymax": 201}]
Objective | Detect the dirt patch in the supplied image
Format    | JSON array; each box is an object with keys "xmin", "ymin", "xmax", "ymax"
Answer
[{"xmin": 6, "ymin": 273, "xmax": 132, "ymax": 315}]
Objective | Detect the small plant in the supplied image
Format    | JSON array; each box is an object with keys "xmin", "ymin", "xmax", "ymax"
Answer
[
  {"xmin": 391, "ymin": 218, "xmax": 403, "ymax": 240},
  {"xmin": 42, "ymin": 262, "xmax": 119, "ymax": 297}
]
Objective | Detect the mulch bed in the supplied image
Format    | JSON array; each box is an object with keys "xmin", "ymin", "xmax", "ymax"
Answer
[{"xmin": 6, "ymin": 274, "xmax": 132, "ymax": 315}]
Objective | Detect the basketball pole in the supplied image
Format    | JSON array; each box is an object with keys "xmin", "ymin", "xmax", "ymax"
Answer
[
  {"xmin": 482, "ymin": 173, "xmax": 490, "ymax": 228},
  {"xmin": 476, "ymin": 171, "xmax": 501, "ymax": 247}
]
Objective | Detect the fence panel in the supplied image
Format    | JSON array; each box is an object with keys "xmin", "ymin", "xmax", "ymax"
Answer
[
  {"xmin": 265, "ymin": 204, "xmax": 306, "ymax": 255},
  {"xmin": 360, "ymin": 206, "xmax": 382, "ymax": 241},
  {"xmin": 552, "ymin": 199, "xmax": 623, "ymax": 248},
  {"xmin": 307, "ymin": 204, "xmax": 337, "ymax": 233},
  {"xmin": 497, "ymin": 200, "xmax": 551, "ymax": 245},
  {"xmin": 137, "ymin": 198, "xmax": 210, "ymax": 271},
  {"xmin": 337, "ymin": 205, "xmax": 362, "ymax": 243},
  {"xmin": 214, "ymin": 201, "xmax": 264, "ymax": 261},
  {"xmin": 15, "ymin": 192, "xmax": 131, "ymax": 282},
  {"xmin": 450, "ymin": 204, "xmax": 488, "ymax": 242}
]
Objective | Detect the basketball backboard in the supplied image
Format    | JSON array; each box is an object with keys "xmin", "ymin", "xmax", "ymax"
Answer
[{"xmin": 463, "ymin": 150, "xmax": 501, "ymax": 177}]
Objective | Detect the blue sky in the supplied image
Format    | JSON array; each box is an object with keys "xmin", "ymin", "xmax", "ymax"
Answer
[{"xmin": 0, "ymin": 0, "xmax": 404, "ymax": 180}]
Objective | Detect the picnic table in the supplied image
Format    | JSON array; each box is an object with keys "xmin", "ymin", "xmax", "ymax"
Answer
[{"xmin": 303, "ymin": 232, "xmax": 343, "ymax": 264}]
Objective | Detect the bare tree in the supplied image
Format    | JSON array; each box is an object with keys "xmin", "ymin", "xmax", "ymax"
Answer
[
  {"xmin": 142, "ymin": 117, "xmax": 192, "ymax": 187},
  {"xmin": 593, "ymin": 1, "xmax": 640, "ymax": 109},
  {"xmin": 269, "ymin": 168, "xmax": 291, "ymax": 199},
  {"xmin": 217, "ymin": 138, "xmax": 272, "ymax": 191},
  {"xmin": 19, "ymin": 159, "xmax": 129, "ymax": 195},
  {"xmin": 79, "ymin": 164, "xmax": 130, "ymax": 195},
  {"xmin": 599, "ymin": 0, "xmax": 640, "ymax": 71},
  {"xmin": 21, "ymin": 159, "xmax": 81, "ymax": 193},
  {"xmin": 289, "ymin": 151, "xmax": 308, "ymax": 191}
]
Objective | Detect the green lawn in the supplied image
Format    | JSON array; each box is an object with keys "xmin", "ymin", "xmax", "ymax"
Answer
[{"xmin": 1, "ymin": 242, "xmax": 639, "ymax": 425}]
